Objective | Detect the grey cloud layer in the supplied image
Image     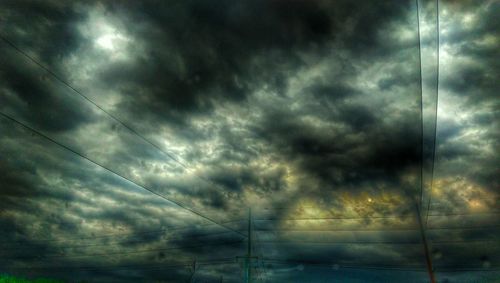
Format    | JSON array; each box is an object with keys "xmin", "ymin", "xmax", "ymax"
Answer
[{"xmin": 0, "ymin": 0, "xmax": 498, "ymax": 282}]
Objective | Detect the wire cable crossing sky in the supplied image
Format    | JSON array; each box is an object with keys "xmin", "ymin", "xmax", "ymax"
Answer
[{"xmin": 0, "ymin": 0, "xmax": 498, "ymax": 282}]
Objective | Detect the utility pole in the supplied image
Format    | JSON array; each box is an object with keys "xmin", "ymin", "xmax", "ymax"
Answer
[
  {"xmin": 415, "ymin": 202, "xmax": 436, "ymax": 283},
  {"xmin": 403, "ymin": 185, "xmax": 436, "ymax": 282},
  {"xmin": 244, "ymin": 208, "xmax": 252, "ymax": 283},
  {"xmin": 239, "ymin": 208, "xmax": 258, "ymax": 283},
  {"xmin": 188, "ymin": 259, "xmax": 197, "ymax": 283}
]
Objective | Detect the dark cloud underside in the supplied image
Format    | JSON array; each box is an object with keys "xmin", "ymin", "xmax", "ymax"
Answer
[{"xmin": 0, "ymin": 0, "xmax": 498, "ymax": 282}]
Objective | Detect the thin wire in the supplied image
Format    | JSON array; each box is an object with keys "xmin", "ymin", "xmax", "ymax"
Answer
[
  {"xmin": 0, "ymin": 219, "xmax": 244, "ymax": 246},
  {"xmin": 255, "ymin": 239, "xmax": 498, "ymax": 245},
  {"xmin": 261, "ymin": 207, "xmax": 500, "ymax": 217},
  {"xmin": 0, "ymin": 34, "xmax": 188, "ymax": 170},
  {"xmin": 2, "ymin": 230, "xmax": 239, "ymax": 251},
  {"xmin": 425, "ymin": 0, "xmax": 440, "ymax": 228},
  {"xmin": 262, "ymin": 259, "xmax": 500, "ymax": 272},
  {"xmin": 7, "ymin": 211, "xmax": 494, "ymax": 247},
  {"xmin": 253, "ymin": 211, "xmax": 500, "ymax": 221},
  {"xmin": 0, "ymin": 111, "xmax": 246, "ymax": 238},
  {"xmin": 265, "ymin": 260, "xmax": 425, "ymax": 271},
  {"xmin": 428, "ymin": 224, "xmax": 500, "ymax": 230},
  {"xmin": 429, "ymin": 204, "xmax": 500, "ymax": 211},
  {"xmin": 7, "ymin": 258, "xmax": 237, "ymax": 272},
  {"xmin": 436, "ymin": 268, "xmax": 500, "ymax": 273},
  {"xmin": 10, "ymin": 239, "xmax": 244, "ymax": 260},
  {"xmin": 0, "ymin": 33, "xmax": 234, "ymax": 200},
  {"xmin": 416, "ymin": 0, "xmax": 425, "ymax": 210},
  {"xmin": 9, "ymin": 258, "xmax": 237, "ymax": 270},
  {"xmin": 415, "ymin": 3, "xmax": 437, "ymax": 280},
  {"xmin": 249, "ymin": 224, "xmax": 500, "ymax": 232},
  {"xmin": 427, "ymin": 211, "xmax": 499, "ymax": 217},
  {"xmin": 255, "ymin": 215, "xmax": 405, "ymax": 221},
  {"xmin": 250, "ymin": 212, "xmax": 499, "ymax": 242}
]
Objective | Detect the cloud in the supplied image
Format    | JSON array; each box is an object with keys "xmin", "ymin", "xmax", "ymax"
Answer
[{"xmin": 0, "ymin": 0, "xmax": 498, "ymax": 282}]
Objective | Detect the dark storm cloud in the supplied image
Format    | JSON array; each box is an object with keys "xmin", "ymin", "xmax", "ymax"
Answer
[
  {"xmin": 0, "ymin": 0, "xmax": 498, "ymax": 282},
  {"xmin": 307, "ymin": 83, "xmax": 357, "ymax": 103},
  {"xmin": 439, "ymin": 1, "xmax": 499, "ymax": 100},
  {"xmin": 0, "ymin": 117, "xmax": 205, "ymax": 258},
  {"xmin": 91, "ymin": 0, "xmax": 334, "ymax": 124},
  {"xmin": 432, "ymin": 0, "xmax": 499, "ymax": 194},
  {"xmin": 378, "ymin": 65, "xmax": 420, "ymax": 91},
  {"xmin": 0, "ymin": 48, "xmax": 94, "ymax": 132},
  {"xmin": 79, "ymin": 0, "xmax": 416, "ymax": 129},
  {"xmin": 0, "ymin": 1, "xmax": 84, "ymax": 63},
  {"xmin": 441, "ymin": 63, "xmax": 497, "ymax": 99},
  {"xmin": 442, "ymin": 0, "xmax": 499, "ymax": 42},
  {"xmin": 205, "ymin": 165, "xmax": 288, "ymax": 195},
  {"xmin": 330, "ymin": 1, "xmax": 412, "ymax": 56},
  {"xmin": 0, "ymin": 1, "xmax": 93, "ymax": 132},
  {"xmin": 254, "ymin": 104, "xmax": 421, "ymax": 192}
]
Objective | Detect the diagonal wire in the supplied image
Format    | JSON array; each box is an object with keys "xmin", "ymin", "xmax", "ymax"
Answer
[
  {"xmin": 416, "ymin": 0, "xmax": 425, "ymax": 210},
  {"xmin": 254, "ymin": 239, "xmax": 499, "ymax": 245},
  {"xmin": 0, "ymin": 33, "xmax": 188, "ymax": 170},
  {"xmin": 10, "ymin": 239, "xmax": 244, "ymax": 260},
  {"xmin": 7, "ymin": 258, "xmax": 238, "ymax": 272},
  {"xmin": 0, "ymin": 111, "xmax": 246, "ymax": 238},
  {"xmin": 253, "ymin": 211, "xmax": 500, "ymax": 221},
  {"xmin": 0, "ymin": 219, "xmax": 244, "ymax": 246},
  {"xmin": 2, "ymin": 230, "xmax": 241, "ymax": 251},
  {"xmin": 261, "ymin": 258, "xmax": 500, "ymax": 272},
  {"xmin": 0, "ymin": 33, "xmax": 232, "ymax": 208},
  {"xmin": 415, "ymin": 2, "xmax": 437, "ymax": 281},
  {"xmin": 425, "ymin": 0, "xmax": 440, "ymax": 228},
  {"xmin": 249, "ymin": 224, "xmax": 500, "ymax": 232}
]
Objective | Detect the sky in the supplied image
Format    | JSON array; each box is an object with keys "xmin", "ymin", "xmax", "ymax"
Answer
[{"xmin": 0, "ymin": 0, "xmax": 498, "ymax": 282}]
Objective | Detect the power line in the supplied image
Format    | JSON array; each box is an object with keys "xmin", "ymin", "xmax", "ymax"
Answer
[
  {"xmin": 253, "ymin": 212, "xmax": 500, "ymax": 221},
  {"xmin": 255, "ymin": 215, "xmax": 405, "ymax": 221},
  {"xmin": 435, "ymin": 268, "xmax": 500, "ymax": 273},
  {"xmin": 430, "ymin": 198, "xmax": 500, "ymax": 206},
  {"xmin": 6, "ymin": 258, "xmax": 238, "ymax": 273},
  {"xmin": 425, "ymin": 0, "xmax": 440, "ymax": 228},
  {"xmin": 249, "ymin": 224, "xmax": 500, "ymax": 232},
  {"xmin": 415, "ymin": 0, "xmax": 437, "ymax": 278},
  {"xmin": 254, "ymin": 239, "xmax": 498, "ymax": 245},
  {"xmin": 6, "ymin": 215, "xmax": 494, "ymax": 251},
  {"xmin": 261, "ymin": 259, "xmax": 500, "ymax": 272},
  {"xmin": 0, "ymin": 33, "xmax": 232, "ymax": 202},
  {"xmin": 427, "ymin": 211, "xmax": 500, "ymax": 217},
  {"xmin": 416, "ymin": 0, "xmax": 425, "ymax": 210},
  {"xmin": 264, "ymin": 259, "xmax": 425, "ymax": 271},
  {"xmin": 7, "ymin": 213, "xmax": 492, "ymax": 246},
  {"xmin": 0, "ymin": 33, "xmax": 189, "ymax": 171},
  {"xmin": 10, "ymin": 239, "xmax": 244, "ymax": 260},
  {"xmin": 257, "ymin": 205, "xmax": 500, "ymax": 214},
  {"xmin": 0, "ymin": 219, "xmax": 244, "ymax": 246},
  {"xmin": 6, "ymin": 223, "xmax": 498, "ymax": 252},
  {"xmin": 0, "ymin": 111, "xmax": 246, "ymax": 238},
  {"xmin": 428, "ymin": 224, "xmax": 500, "ymax": 230},
  {"xmin": 2, "ymin": 230, "xmax": 240, "ymax": 251}
]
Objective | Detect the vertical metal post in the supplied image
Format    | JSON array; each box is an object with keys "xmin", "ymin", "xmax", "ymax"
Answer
[
  {"xmin": 188, "ymin": 259, "xmax": 197, "ymax": 283},
  {"xmin": 244, "ymin": 208, "xmax": 252, "ymax": 283},
  {"xmin": 415, "ymin": 1, "xmax": 437, "ymax": 282},
  {"xmin": 416, "ymin": 202, "xmax": 436, "ymax": 283}
]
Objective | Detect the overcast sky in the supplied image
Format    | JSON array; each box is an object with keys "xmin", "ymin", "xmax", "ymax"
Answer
[{"xmin": 0, "ymin": 0, "xmax": 498, "ymax": 282}]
